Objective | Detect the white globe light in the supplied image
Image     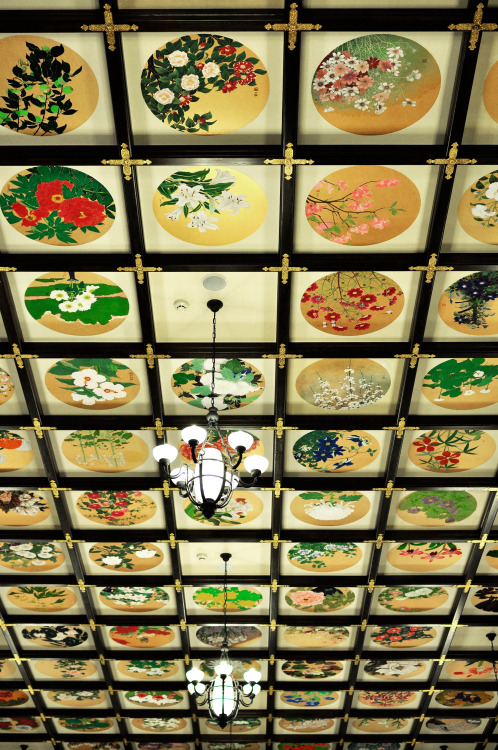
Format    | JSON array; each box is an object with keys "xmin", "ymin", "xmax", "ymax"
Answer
[
  {"xmin": 244, "ymin": 455, "xmax": 269, "ymax": 474},
  {"xmin": 252, "ymin": 684, "xmax": 261, "ymax": 696},
  {"xmin": 228, "ymin": 430, "xmax": 254, "ymax": 451},
  {"xmin": 187, "ymin": 683, "xmax": 195, "ymax": 695},
  {"xmin": 242, "ymin": 683, "xmax": 252, "ymax": 695},
  {"xmin": 214, "ymin": 659, "xmax": 233, "ymax": 677},
  {"xmin": 193, "ymin": 447, "xmax": 225, "ymax": 504},
  {"xmin": 243, "ymin": 667, "xmax": 261, "ymax": 683},
  {"xmin": 186, "ymin": 666, "xmax": 204, "ymax": 682},
  {"xmin": 196, "ymin": 682, "xmax": 206, "ymax": 695},
  {"xmin": 152, "ymin": 443, "xmax": 178, "ymax": 463},
  {"xmin": 181, "ymin": 425, "xmax": 208, "ymax": 444},
  {"xmin": 211, "ymin": 674, "xmax": 236, "ymax": 718}
]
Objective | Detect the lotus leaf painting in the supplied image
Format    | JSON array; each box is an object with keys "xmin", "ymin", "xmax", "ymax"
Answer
[
  {"xmin": 117, "ymin": 659, "xmax": 179, "ymax": 680},
  {"xmin": 77, "ymin": 490, "xmax": 157, "ymax": 526},
  {"xmin": 1, "ymin": 166, "xmax": 115, "ymax": 246},
  {"xmin": 280, "ymin": 691, "xmax": 339, "ymax": 708},
  {"xmin": 193, "ymin": 586, "xmax": 263, "ymax": 611},
  {"xmin": 396, "ymin": 490, "xmax": 477, "ymax": 526},
  {"xmin": 408, "ymin": 429, "xmax": 495, "ymax": 473},
  {"xmin": 290, "ymin": 490, "xmax": 370, "ymax": 526},
  {"xmin": 0, "ymin": 35, "xmax": 98, "ymax": 135},
  {"xmin": 293, "ymin": 430, "xmax": 379, "ymax": 473},
  {"xmin": 6, "ymin": 585, "xmax": 77, "ymax": 612},
  {"xmin": 370, "ymin": 625, "xmax": 437, "ymax": 648},
  {"xmin": 24, "ymin": 271, "xmax": 130, "ymax": 336},
  {"xmin": 378, "ymin": 586, "xmax": 448, "ymax": 612},
  {"xmin": 34, "ymin": 658, "xmax": 97, "ymax": 679},
  {"xmin": 195, "ymin": 625, "xmax": 262, "ymax": 648},
  {"xmin": 46, "ymin": 358, "xmax": 140, "ymax": 410},
  {"xmin": 141, "ymin": 34, "xmax": 269, "ymax": 134},
  {"xmin": 422, "ymin": 358, "xmax": 498, "ymax": 410},
  {"xmin": 438, "ymin": 271, "xmax": 498, "ymax": 336},
  {"xmin": 387, "ymin": 542, "xmax": 462, "ymax": 572},
  {"xmin": 301, "ymin": 272, "xmax": 404, "ymax": 335},
  {"xmin": 295, "ymin": 358, "xmax": 390, "ymax": 411},
  {"xmin": 285, "ymin": 586, "xmax": 355, "ymax": 613},
  {"xmin": 0, "ymin": 430, "xmax": 33, "ymax": 472},
  {"xmin": 287, "ymin": 542, "xmax": 362, "ymax": 572},
  {"xmin": 458, "ymin": 170, "xmax": 498, "ymax": 245},
  {"xmin": 363, "ymin": 660, "xmax": 426, "ymax": 680},
  {"xmin": 283, "ymin": 626, "xmax": 350, "ymax": 648},
  {"xmin": 154, "ymin": 167, "xmax": 267, "ymax": 244},
  {"xmin": 306, "ymin": 166, "xmax": 420, "ymax": 245},
  {"xmin": 312, "ymin": 34, "xmax": 440, "ymax": 135},
  {"xmin": 172, "ymin": 357, "xmax": 264, "ymax": 410},
  {"xmin": 183, "ymin": 490, "xmax": 263, "ymax": 527},
  {"xmin": 88, "ymin": 542, "xmax": 164, "ymax": 572},
  {"xmin": 282, "ymin": 661, "xmax": 343, "ymax": 680},
  {"xmin": 0, "ymin": 541, "xmax": 64, "ymax": 572},
  {"xmin": 0, "ymin": 489, "xmax": 50, "ymax": 526},
  {"xmin": 99, "ymin": 586, "xmax": 170, "ymax": 612},
  {"xmin": 62, "ymin": 430, "xmax": 149, "ymax": 473}
]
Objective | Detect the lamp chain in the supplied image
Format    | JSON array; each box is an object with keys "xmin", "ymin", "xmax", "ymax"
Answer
[
  {"xmin": 210, "ymin": 307, "xmax": 217, "ymax": 412},
  {"xmin": 223, "ymin": 554, "xmax": 228, "ymax": 644}
]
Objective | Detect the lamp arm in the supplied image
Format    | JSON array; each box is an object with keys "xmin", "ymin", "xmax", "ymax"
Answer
[
  {"xmin": 231, "ymin": 448, "xmax": 244, "ymax": 470},
  {"xmin": 238, "ymin": 470, "xmax": 261, "ymax": 488}
]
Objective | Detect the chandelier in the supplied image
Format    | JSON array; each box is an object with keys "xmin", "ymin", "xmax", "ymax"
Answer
[
  {"xmin": 152, "ymin": 299, "xmax": 268, "ymax": 519},
  {"xmin": 186, "ymin": 553, "xmax": 261, "ymax": 728}
]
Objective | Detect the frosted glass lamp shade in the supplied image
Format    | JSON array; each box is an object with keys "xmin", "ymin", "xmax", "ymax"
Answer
[
  {"xmin": 244, "ymin": 455, "xmax": 269, "ymax": 474},
  {"xmin": 243, "ymin": 667, "xmax": 261, "ymax": 683},
  {"xmin": 228, "ymin": 430, "xmax": 254, "ymax": 451},
  {"xmin": 242, "ymin": 683, "xmax": 252, "ymax": 695},
  {"xmin": 193, "ymin": 447, "xmax": 225, "ymax": 503},
  {"xmin": 252, "ymin": 683, "xmax": 261, "ymax": 696},
  {"xmin": 181, "ymin": 425, "xmax": 208, "ymax": 444},
  {"xmin": 186, "ymin": 666, "xmax": 204, "ymax": 682},
  {"xmin": 214, "ymin": 660, "xmax": 233, "ymax": 677},
  {"xmin": 187, "ymin": 683, "xmax": 195, "ymax": 695},
  {"xmin": 211, "ymin": 674, "xmax": 236, "ymax": 718},
  {"xmin": 152, "ymin": 443, "xmax": 178, "ymax": 463}
]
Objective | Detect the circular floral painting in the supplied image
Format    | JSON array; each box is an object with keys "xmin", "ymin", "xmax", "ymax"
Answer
[
  {"xmin": 483, "ymin": 61, "xmax": 498, "ymax": 124},
  {"xmin": 47, "ymin": 689, "xmax": 105, "ymax": 707},
  {"xmin": 445, "ymin": 660, "xmax": 496, "ymax": 680},
  {"xmin": 154, "ymin": 167, "xmax": 267, "ymax": 244},
  {"xmin": 287, "ymin": 542, "xmax": 361, "ymax": 572},
  {"xmin": 195, "ymin": 625, "xmax": 262, "ymax": 648},
  {"xmin": 438, "ymin": 271, "xmax": 498, "ymax": 336},
  {"xmin": 295, "ymin": 358, "xmax": 390, "ymax": 412},
  {"xmin": 278, "ymin": 745, "xmax": 330, "ymax": 750},
  {"xmin": 290, "ymin": 491, "xmax": 370, "ymax": 526},
  {"xmin": 301, "ymin": 272, "xmax": 404, "ymax": 336},
  {"xmin": 172, "ymin": 357, "xmax": 264, "ymax": 410},
  {"xmin": 62, "ymin": 429, "xmax": 149, "ymax": 473},
  {"xmin": 279, "ymin": 718, "xmax": 335, "ymax": 733},
  {"xmin": 458, "ymin": 170, "xmax": 498, "ymax": 245},
  {"xmin": 485, "ymin": 545, "xmax": 498, "ymax": 570},
  {"xmin": 312, "ymin": 34, "xmax": 440, "ymax": 135},
  {"xmin": 109, "ymin": 625, "xmax": 175, "ymax": 649},
  {"xmin": 280, "ymin": 691, "xmax": 339, "ymax": 708},
  {"xmin": 422, "ymin": 358, "xmax": 498, "ymax": 410},
  {"xmin": 132, "ymin": 717, "xmax": 187, "ymax": 733},
  {"xmin": 285, "ymin": 586, "xmax": 355, "ymax": 613},
  {"xmin": 283, "ymin": 625, "xmax": 349, "ymax": 648},
  {"xmin": 34, "ymin": 658, "xmax": 96, "ymax": 679},
  {"xmin": 99, "ymin": 586, "xmax": 170, "ymax": 612},
  {"xmin": 0, "ymin": 490, "xmax": 50, "ymax": 526},
  {"xmin": 0, "ymin": 431, "xmax": 33, "ymax": 472},
  {"xmin": 471, "ymin": 586, "xmax": 498, "ymax": 613},
  {"xmin": 408, "ymin": 429, "xmax": 495, "ymax": 473},
  {"xmin": 348, "ymin": 745, "xmax": 400, "ymax": 750},
  {"xmin": 0, "ymin": 35, "xmax": 98, "ymax": 136},
  {"xmin": 6, "ymin": 585, "xmax": 76, "ymax": 612},
  {"xmin": 24, "ymin": 271, "xmax": 130, "ymax": 336},
  {"xmin": 125, "ymin": 690, "xmax": 183, "ymax": 707},
  {"xmin": 117, "ymin": 659, "xmax": 178, "ymax": 680},
  {"xmin": 46, "ymin": 358, "xmax": 140, "ymax": 410},
  {"xmin": 193, "ymin": 586, "xmax": 262, "ymax": 611},
  {"xmin": 387, "ymin": 542, "xmax": 462, "ymax": 572},
  {"xmin": 58, "ymin": 717, "xmax": 113, "ymax": 732},
  {"xmin": 371, "ymin": 625, "xmax": 436, "ymax": 648},
  {"xmin": 0, "ymin": 717, "xmax": 40, "ymax": 732},
  {"xmin": 67, "ymin": 744, "xmax": 122, "ymax": 750},
  {"xmin": 178, "ymin": 427, "xmax": 263, "ymax": 464},
  {"xmin": 293, "ymin": 430, "xmax": 379, "ymax": 473},
  {"xmin": 425, "ymin": 717, "xmax": 481, "ymax": 733},
  {"xmin": 184, "ymin": 490, "xmax": 263, "ymax": 527},
  {"xmin": 378, "ymin": 586, "xmax": 448, "ymax": 612},
  {"xmin": 208, "ymin": 745, "xmax": 260, "ymax": 750},
  {"xmin": 21, "ymin": 625, "xmax": 88, "ymax": 648},
  {"xmin": 1, "ymin": 166, "xmax": 115, "ymax": 246},
  {"xmin": 206, "ymin": 717, "xmax": 261, "ymax": 733},
  {"xmin": 306, "ymin": 166, "xmax": 420, "ymax": 245},
  {"xmin": 77, "ymin": 491, "xmax": 156, "ymax": 526},
  {"xmin": 0, "ymin": 690, "xmax": 29, "ymax": 707},
  {"xmin": 435, "ymin": 690, "xmax": 494, "ymax": 707},
  {"xmin": 358, "ymin": 690, "xmax": 416, "ymax": 708},
  {"xmin": 0, "ymin": 368, "xmax": 14, "ymax": 405},
  {"xmin": 282, "ymin": 660, "xmax": 343, "ymax": 679},
  {"xmin": 0, "ymin": 541, "xmax": 64, "ymax": 572},
  {"xmin": 363, "ymin": 660, "xmax": 426, "ymax": 680},
  {"xmin": 352, "ymin": 718, "xmax": 408, "ymax": 733},
  {"xmin": 141, "ymin": 34, "xmax": 269, "ymax": 135},
  {"xmin": 0, "ymin": 660, "xmax": 16, "ymax": 679},
  {"xmin": 88, "ymin": 542, "xmax": 163, "ymax": 572},
  {"xmin": 396, "ymin": 490, "xmax": 477, "ymax": 526},
  {"xmin": 201, "ymin": 658, "xmax": 260, "ymax": 681}
]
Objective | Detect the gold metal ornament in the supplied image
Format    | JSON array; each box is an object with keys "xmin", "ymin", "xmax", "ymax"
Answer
[
  {"xmin": 394, "ymin": 343, "xmax": 435, "ymax": 369},
  {"xmin": 263, "ymin": 343, "xmax": 302, "ymax": 369},
  {"xmin": 102, "ymin": 143, "xmax": 151, "ymax": 181},
  {"xmin": 448, "ymin": 3, "xmax": 498, "ymax": 50},
  {"xmin": 265, "ymin": 3, "xmax": 322, "ymax": 50},
  {"xmin": 0, "ymin": 343, "xmax": 38, "ymax": 369},
  {"xmin": 262, "ymin": 253, "xmax": 308, "ymax": 283},
  {"xmin": 81, "ymin": 3, "xmax": 139, "ymax": 51},
  {"xmin": 117, "ymin": 253, "xmax": 162, "ymax": 283},
  {"xmin": 264, "ymin": 142, "xmax": 314, "ymax": 180},
  {"xmin": 426, "ymin": 142, "xmax": 477, "ymax": 179},
  {"xmin": 262, "ymin": 418, "xmax": 298, "ymax": 439},
  {"xmin": 131, "ymin": 343, "xmax": 170, "ymax": 369},
  {"xmin": 409, "ymin": 253, "xmax": 454, "ymax": 282},
  {"xmin": 18, "ymin": 418, "xmax": 56, "ymax": 439},
  {"xmin": 382, "ymin": 417, "xmax": 420, "ymax": 439}
]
